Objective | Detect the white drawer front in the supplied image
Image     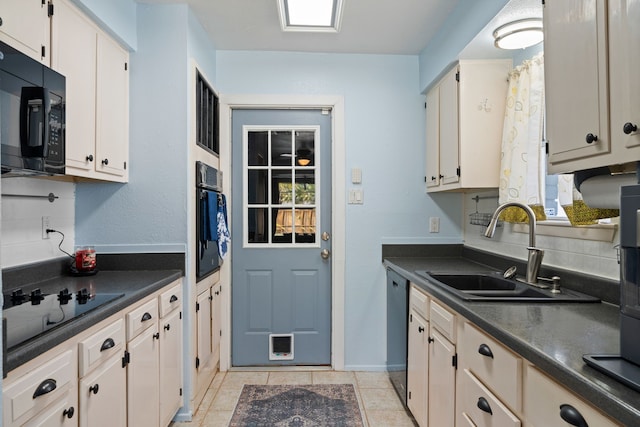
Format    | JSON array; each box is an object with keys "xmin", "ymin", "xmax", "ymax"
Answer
[
  {"xmin": 158, "ymin": 280, "xmax": 182, "ymax": 318},
  {"xmin": 460, "ymin": 369, "xmax": 521, "ymax": 427},
  {"xmin": 410, "ymin": 284, "xmax": 429, "ymax": 319},
  {"xmin": 524, "ymin": 366, "xmax": 621, "ymax": 427},
  {"xmin": 79, "ymin": 318, "xmax": 125, "ymax": 377},
  {"xmin": 3, "ymin": 349, "xmax": 76, "ymax": 426},
  {"xmin": 430, "ymin": 299, "xmax": 456, "ymax": 342},
  {"xmin": 126, "ymin": 298, "xmax": 158, "ymax": 340},
  {"xmin": 460, "ymin": 321, "xmax": 522, "ymax": 411}
]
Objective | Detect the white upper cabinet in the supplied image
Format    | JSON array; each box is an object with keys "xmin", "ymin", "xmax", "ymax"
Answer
[
  {"xmin": 425, "ymin": 60, "xmax": 511, "ymax": 192},
  {"xmin": 51, "ymin": 0, "xmax": 129, "ymax": 182},
  {"xmin": 0, "ymin": 0, "xmax": 50, "ymax": 63},
  {"xmin": 546, "ymin": 0, "xmax": 640, "ymax": 173}
]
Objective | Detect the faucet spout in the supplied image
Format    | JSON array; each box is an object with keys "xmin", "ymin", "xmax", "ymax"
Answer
[{"xmin": 484, "ymin": 202, "xmax": 543, "ymax": 284}]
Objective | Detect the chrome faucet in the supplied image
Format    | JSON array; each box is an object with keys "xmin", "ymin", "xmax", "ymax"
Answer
[{"xmin": 484, "ymin": 202, "xmax": 544, "ymax": 285}]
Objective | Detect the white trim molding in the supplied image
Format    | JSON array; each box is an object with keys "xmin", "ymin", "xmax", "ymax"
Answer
[{"xmin": 219, "ymin": 94, "xmax": 346, "ymax": 371}]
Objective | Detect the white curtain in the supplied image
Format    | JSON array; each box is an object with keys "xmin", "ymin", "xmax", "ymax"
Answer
[{"xmin": 498, "ymin": 53, "xmax": 546, "ymax": 222}]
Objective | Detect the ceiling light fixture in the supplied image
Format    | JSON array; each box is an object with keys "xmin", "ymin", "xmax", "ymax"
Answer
[
  {"xmin": 277, "ymin": 0, "xmax": 344, "ymax": 33},
  {"xmin": 493, "ymin": 18, "xmax": 543, "ymax": 50}
]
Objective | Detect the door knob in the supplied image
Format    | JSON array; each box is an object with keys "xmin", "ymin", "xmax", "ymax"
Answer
[
  {"xmin": 321, "ymin": 232, "xmax": 330, "ymax": 241},
  {"xmin": 321, "ymin": 249, "xmax": 331, "ymax": 260}
]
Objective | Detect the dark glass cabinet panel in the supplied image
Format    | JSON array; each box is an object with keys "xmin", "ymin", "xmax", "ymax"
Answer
[{"xmin": 196, "ymin": 71, "xmax": 219, "ymax": 155}]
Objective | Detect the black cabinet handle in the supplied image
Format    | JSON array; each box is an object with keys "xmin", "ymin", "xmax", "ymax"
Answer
[
  {"xmin": 153, "ymin": 332, "xmax": 160, "ymax": 340},
  {"xmin": 33, "ymin": 379, "xmax": 57, "ymax": 398},
  {"xmin": 477, "ymin": 396, "xmax": 493, "ymax": 415},
  {"xmin": 623, "ymin": 122, "xmax": 638, "ymax": 135},
  {"xmin": 102, "ymin": 158, "xmax": 109, "ymax": 165},
  {"xmin": 418, "ymin": 326, "xmax": 425, "ymax": 333},
  {"xmin": 164, "ymin": 324, "xmax": 171, "ymax": 331},
  {"xmin": 431, "ymin": 176, "xmax": 436, "ymax": 181},
  {"xmin": 63, "ymin": 407, "xmax": 75, "ymax": 419},
  {"xmin": 100, "ymin": 338, "xmax": 115, "ymax": 352},
  {"xmin": 560, "ymin": 404, "xmax": 588, "ymax": 427},
  {"xmin": 585, "ymin": 133, "xmax": 598, "ymax": 144},
  {"xmin": 86, "ymin": 154, "xmax": 94, "ymax": 162},
  {"xmin": 141, "ymin": 312, "xmax": 152, "ymax": 322},
  {"xmin": 478, "ymin": 343, "xmax": 494, "ymax": 359},
  {"xmin": 170, "ymin": 295, "xmax": 178, "ymax": 303},
  {"xmin": 428, "ymin": 336, "xmax": 434, "ymax": 344},
  {"xmin": 89, "ymin": 384, "xmax": 100, "ymax": 395},
  {"xmin": 439, "ymin": 174, "xmax": 444, "ymax": 179}
]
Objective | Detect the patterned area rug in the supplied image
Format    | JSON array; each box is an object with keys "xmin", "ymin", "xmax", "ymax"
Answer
[{"xmin": 229, "ymin": 384, "xmax": 365, "ymax": 426}]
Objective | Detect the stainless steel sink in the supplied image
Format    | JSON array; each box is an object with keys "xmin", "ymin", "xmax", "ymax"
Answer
[{"xmin": 415, "ymin": 271, "xmax": 600, "ymax": 303}]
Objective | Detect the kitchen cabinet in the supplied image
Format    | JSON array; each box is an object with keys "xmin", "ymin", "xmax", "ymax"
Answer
[
  {"xmin": 428, "ymin": 300, "xmax": 456, "ymax": 427},
  {"xmin": 158, "ymin": 283, "xmax": 183, "ymax": 427},
  {"xmin": 79, "ymin": 351, "xmax": 127, "ymax": 427},
  {"xmin": 3, "ymin": 349, "xmax": 78, "ymax": 427},
  {"xmin": 407, "ymin": 301, "xmax": 429, "ymax": 427},
  {"xmin": 51, "ymin": 0, "xmax": 129, "ymax": 182},
  {"xmin": 126, "ymin": 299, "xmax": 160, "ymax": 427},
  {"xmin": 425, "ymin": 60, "xmax": 511, "ymax": 192},
  {"xmin": 211, "ymin": 282, "xmax": 222, "ymax": 368},
  {"xmin": 523, "ymin": 365, "xmax": 620, "ymax": 427},
  {"xmin": 545, "ymin": 0, "xmax": 640, "ymax": 173},
  {"xmin": 0, "ymin": 0, "xmax": 50, "ymax": 63}
]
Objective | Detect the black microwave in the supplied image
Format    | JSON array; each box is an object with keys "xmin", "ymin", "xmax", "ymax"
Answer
[{"xmin": 0, "ymin": 41, "xmax": 65, "ymax": 177}]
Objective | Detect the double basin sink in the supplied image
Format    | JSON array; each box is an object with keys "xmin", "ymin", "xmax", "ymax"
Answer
[{"xmin": 415, "ymin": 271, "xmax": 600, "ymax": 303}]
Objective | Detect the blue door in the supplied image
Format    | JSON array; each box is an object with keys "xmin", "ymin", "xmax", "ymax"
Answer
[{"xmin": 231, "ymin": 109, "xmax": 332, "ymax": 366}]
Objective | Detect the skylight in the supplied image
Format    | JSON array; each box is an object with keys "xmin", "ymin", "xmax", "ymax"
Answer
[{"xmin": 278, "ymin": 0, "xmax": 344, "ymax": 32}]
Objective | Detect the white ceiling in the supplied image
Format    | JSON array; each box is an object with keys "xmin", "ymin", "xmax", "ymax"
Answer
[{"xmin": 137, "ymin": 0, "xmax": 460, "ymax": 54}]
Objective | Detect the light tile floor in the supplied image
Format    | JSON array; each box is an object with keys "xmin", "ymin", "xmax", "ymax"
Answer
[{"xmin": 170, "ymin": 371, "xmax": 416, "ymax": 427}]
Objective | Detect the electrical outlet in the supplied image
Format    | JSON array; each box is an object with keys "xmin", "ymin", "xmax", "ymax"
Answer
[
  {"xmin": 42, "ymin": 216, "xmax": 51, "ymax": 239},
  {"xmin": 429, "ymin": 216, "xmax": 440, "ymax": 233}
]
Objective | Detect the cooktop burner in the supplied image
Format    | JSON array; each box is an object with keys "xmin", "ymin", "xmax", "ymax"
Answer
[{"xmin": 2, "ymin": 288, "xmax": 124, "ymax": 350}]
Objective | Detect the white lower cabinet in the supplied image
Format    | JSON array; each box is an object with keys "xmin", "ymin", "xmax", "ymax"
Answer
[
  {"xmin": 127, "ymin": 326, "xmax": 160, "ymax": 427},
  {"xmin": 428, "ymin": 329, "xmax": 456, "ymax": 426},
  {"xmin": 407, "ymin": 306, "xmax": 429, "ymax": 427},
  {"xmin": 24, "ymin": 388, "xmax": 78, "ymax": 427},
  {"xmin": 523, "ymin": 365, "xmax": 621, "ymax": 427},
  {"xmin": 79, "ymin": 352, "xmax": 127, "ymax": 427},
  {"xmin": 159, "ymin": 290, "xmax": 183, "ymax": 427},
  {"xmin": 460, "ymin": 369, "xmax": 520, "ymax": 427}
]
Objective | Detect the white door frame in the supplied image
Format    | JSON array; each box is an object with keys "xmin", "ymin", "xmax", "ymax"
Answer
[{"xmin": 218, "ymin": 95, "xmax": 346, "ymax": 371}]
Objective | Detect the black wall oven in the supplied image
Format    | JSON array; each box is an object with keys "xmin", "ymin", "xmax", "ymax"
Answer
[
  {"xmin": 0, "ymin": 41, "xmax": 65, "ymax": 176},
  {"xmin": 196, "ymin": 161, "xmax": 223, "ymax": 281}
]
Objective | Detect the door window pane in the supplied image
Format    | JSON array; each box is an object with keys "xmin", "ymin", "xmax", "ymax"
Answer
[
  {"xmin": 248, "ymin": 208, "xmax": 268, "ymax": 243},
  {"xmin": 248, "ymin": 170, "xmax": 268, "ymax": 204},
  {"xmin": 248, "ymin": 131, "xmax": 268, "ymax": 166},
  {"xmin": 295, "ymin": 208, "xmax": 316, "ymax": 243},
  {"xmin": 271, "ymin": 131, "xmax": 293, "ymax": 166},
  {"xmin": 295, "ymin": 171, "xmax": 315, "ymax": 205},
  {"xmin": 272, "ymin": 170, "xmax": 292, "ymax": 204},
  {"xmin": 295, "ymin": 131, "xmax": 315, "ymax": 166}
]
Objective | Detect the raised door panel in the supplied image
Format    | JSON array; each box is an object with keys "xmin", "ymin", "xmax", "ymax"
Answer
[
  {"xmin": 439, "ymin": 66, "xmax": 460, "ymax": 186},
  {"xmin": 0, "ymin": 0, "xmax": 49, "ymax": 63},
  {"xmin": 95, "ymin": 32, "xmax": 129, "ymax": 180},
  {"xmin": 160, "ymin": 308, "xmax": 183, "ymax": 427},
  {"xmin": 79, "ymin": 353, "xmax": 126, "ymax": 427},
  {"xmin": 609, "ymin": 0, "xmax": 640, "ymax": 150},
  {"xmin": 78, "ymin": 319, "xmax": 124, "ymax": 377},
  {"xmin": 126, "ymin": 297, "xmax": 158, "ymax": 341},
  {"xmin": 127, "ymin": 326, "xmax": 160, "ymax": 427},
  {"xmin": 159, "ymin": 280, "xmax": 182, "ymax": 318},
  {"xmin": 196, "ymin": 288, "xmax": 214, "ymax": 372},
  {"xmin": 545, "ymin": 0, "xmax": 610, "ymax": 170},
  {"xmin": 428, "ymin": 329, "xmax": 456, "ymax": 427},
  {"xmin": 425, "ymin": 87, "xmax": 440, "ymax": 189},
  {"xmin": 212, "ymin": 283, "xmax": 222, "ymax": 367},
  {"xmin": 407, "ymin": 309, "xmax": 428, "ymax": 427},
  {"xmin": 51, "ymin": 0, "xmax": 97, "ymax": 173}
]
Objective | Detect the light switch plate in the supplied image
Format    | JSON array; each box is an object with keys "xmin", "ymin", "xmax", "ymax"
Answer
[
  {"xmin": 429, "ymin": 217, "xmax": 440, "ymax": 233},
  {"xmin": 351, "ymin": 168, "xmax": 362, "ymax": 184}
]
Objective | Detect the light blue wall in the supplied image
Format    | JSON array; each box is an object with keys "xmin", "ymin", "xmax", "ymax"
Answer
[
  {"xmin": 216, "ymin": 51, "xmax": 463, "ymax": 368},
  {"xmin": 72, "ymin": 0, "xmax": 137, "ymax": 50},
  {"xmin": 419, "ymin": 0, "xmax": 509, "ymax": 91}
]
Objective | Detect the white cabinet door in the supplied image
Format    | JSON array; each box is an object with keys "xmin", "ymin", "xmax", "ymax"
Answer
[
  {"xmin": 428, "ymin": 329, "xmax": 456, "ymax": 427},
  {"xmin": 425, "ymin": 86, "xmax": 440, "ymax": 189},
  {"xmin": 50, "ymin": 0, "xmax": 97, "ymax": 172},
  {"xmin": 95, "ymin": 32, "xmax": 129, "ymax": 179},
  {"xmin": 545, "ymin": 0, "xmax": 610, "ymax": 168},
  {"xmin": 159, "ymin": 308, "xmax": 183, "ymax": 427},
  {"xmin": 79, "ymin": 353, "xmax": 126, "ymax": 427},
  {"xmin": 24, "ymin": 389, "xmax": 78, "ymax": 427},
  {"xmin": 196, "ymin": 288, "xmax": 214, "ymax": 372},
  {"xmin": 0, "ymin": 0, "xmax": 49, "ymax": 63},
  {"xmin": 127, "ymin": 326, "xmax": 160, "ymax": 427},
  {"xmin": 609, "ymin": 0, "xmax": 640, "ymax": 150},
  {"xmin": 407, "ymin": 309, "xmax": 429, "ymax": 427},
  {"xmin": 212, "ymin": 283, "xmax": 222, "ymax": 369},
  {"xmin": 439, "ymin": 66, "xmax": 460, "ymax": 186}
]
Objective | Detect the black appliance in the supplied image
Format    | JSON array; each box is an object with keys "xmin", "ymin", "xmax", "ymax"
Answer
[
  {"xmin": 2, "ymin": 287, "xmax": 123, "ymax": 353},
  {"xmin": 387, "ymin": 268, "xmax": 409, "ymax": 405},
  {"xmin": 196, "ymin": 161, "xmax": 223, "ymax": 281},
  {"xmin": 584, "ymin": 184, "xmax": 640, "ymax": 392},
  {"xmin": 0, "ymin": 40, "xmax": 65, "ymax": 176}
]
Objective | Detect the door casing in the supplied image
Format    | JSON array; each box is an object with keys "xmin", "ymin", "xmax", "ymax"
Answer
[{"xmin": 218, "ymin": 95, "xmax": 346, "ymax": 371}]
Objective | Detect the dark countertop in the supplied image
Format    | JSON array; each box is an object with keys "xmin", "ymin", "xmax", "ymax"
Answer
[
  {"xmin": 3, "ymin": 255, "xmax": 184, "ymax": 375},
  {"xmin": 384, "ymin": 256, "xmax": 639, "ymax": 426}
]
